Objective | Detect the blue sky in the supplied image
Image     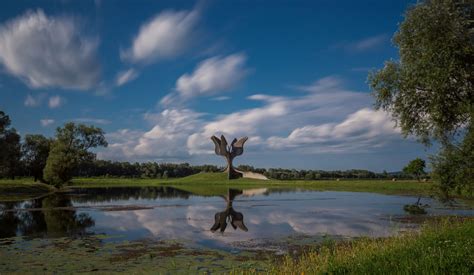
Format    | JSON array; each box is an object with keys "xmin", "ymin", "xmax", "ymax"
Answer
[{"xmin": 0, "ymin": 0, "xmax": 433, "ymax": 171}]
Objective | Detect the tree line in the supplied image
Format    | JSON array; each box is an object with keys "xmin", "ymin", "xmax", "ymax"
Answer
[
  {"xmin": 74, "ymin": 162, "xmax": 411, "ymax": 180},
  {"xmin": 0, "ymin": 110, "xmax": 107, "ymax": 186},
  {"xmin": 1, "ymin": 109, "xmax": 418, "ymax": 185}
]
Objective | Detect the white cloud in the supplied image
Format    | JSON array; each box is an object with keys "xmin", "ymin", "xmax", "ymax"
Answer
[
  {"xmin": 187, "ymin": 77, "xmax": 370, "ymax": 154},
  {"xmin": 71, "ymin": 118, "xmax": 111, "ymax": 125},
  {"xmin": 210, "ymin": 96, "xmax": 231, "ymax": 101},
  {"xmin": 99, "ymin": 76, "xmax": 403, "ymax": 161},
  {"xmin": 98, "ymin": 109, "xmax": 203, "ymax": 161},
  {"xmin": 24, "ymin": 93, "xmax": 46, "ymax": 107},
  {"xmin": 0, "ymin": 10, "xmax": 101, "ymax": 90},
  {"xmin": 175, "ymin": 54, "xmax": 248, "ymax": 98},
  {"xmin": 40, "ymin": 119, "xmax": 54, "ymax": 127},
  {"xmin": 115, "ymin": 68, "xmax": 139, "ymax": 86},
  {"xmin": 349, "ymin": 34, "xmax": 387, "ymax": 51},
  {"xmin": 296, "ymin": 76, "xmax": 344, "ymax": 93},
  {"xmin": 48, "ymin": 95, "xmax": 64, "ymax": 109},
  {"xmin": 97, "ymin": 129, "xmax": 144, "ymax": 161},
  {"xmin": 266, "ymin": 108, "xmax": 400, "ymax": 153},
  {"xmin": 121, "ymin": 9, "xmax": 198, "ymax": 63}
]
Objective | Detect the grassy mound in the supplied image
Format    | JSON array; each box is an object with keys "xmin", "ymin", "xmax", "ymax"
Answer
[
  {"xmin": 174, "ymin": 172, "xmax": 229, "ymax": 183},
  {"xmin": 170, "ymin": 172, "xmax": 266, "ymax": 196}
]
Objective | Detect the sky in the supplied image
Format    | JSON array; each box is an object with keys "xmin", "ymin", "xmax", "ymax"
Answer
[{"xmin": 0, "ymin": 0, "xmax": 434, "ymax": 171}]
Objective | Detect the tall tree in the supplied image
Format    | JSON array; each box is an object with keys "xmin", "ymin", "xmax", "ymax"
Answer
[
  {"xmin": 369, "ymin": 0, "xmax": 473, "ymax": 193},
  {"xmin": 22, "ymin": 135, "xmax": 52, "ymax": 182},
  {"xmin": 0, "ymin": 111, "xmax": 21, "ymax": 179},
  {"xmin": 43, "ymin": 123, "xmax": 107, "ymax": 187}
]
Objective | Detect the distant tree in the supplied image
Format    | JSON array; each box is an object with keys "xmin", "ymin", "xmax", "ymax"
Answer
[
  {"xmin": 403, "ymin": 158, "xmax": 426, "ymax": 181},
  {"xmin": 0, "ymin": 111, "xmax": 21, "ymax": 179},
  {"xmin": 369, "ymin": 0, "xmax": 473, "ymax": 193},
  {"xmin": 304, "ymin": 172, "xmax": 315, "ymax": 180},
  {"xmin": 22, "ymin": 135, "xmax": 52, "ymax": 182},
  {"xmin": 43, "ymin": 123, "xmax": 107, "ymax": 187}
]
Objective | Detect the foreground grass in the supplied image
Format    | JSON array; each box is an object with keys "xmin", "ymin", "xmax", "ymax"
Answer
[{"xmin": 249, "ymin": 217, "xmax": 474, "ymax": 274}]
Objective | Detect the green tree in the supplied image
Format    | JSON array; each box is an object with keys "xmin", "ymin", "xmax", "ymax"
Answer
[
  {"xmin": 0, "ymin": 111, "xmax": 21, "ymax": 179},
  {"xmin": 369, "ymin": 0, "xmax": 473, "ymax": 193},
  {"xmin": 43, "ymin": 123, "xmax": 107, "ymax": 187},
  {"xmin": 22, "ymin": 135, "xmax": 52, "ymax": 182},
  {"xmin": 431, "ymin": 124, "xmax": 474, "ymax": 196},
  {"xmin": 369, "ymin": 0, "xmax": 473, "ymax": 145},
  {"xmin": 403, "ymin": 158, "xmax": 426, "ymax": 181}
]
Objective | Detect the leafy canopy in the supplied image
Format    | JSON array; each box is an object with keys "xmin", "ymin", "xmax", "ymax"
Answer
[
  {"xmin": 403, "ymin": 158, "xmax": 426, "ymax": 180},
  {"xmin": 0, "ymin": 111, "xmax": 21, "ymax": 179},
  {"xmin": 43, "ymin": 122, "xmax": 107, "ymax": 186},
  {"xmin": 369, "ymin": 0, "xmax": 473, "ymax": 145},
  {"xmin": 22, "ymin": 134, "xmax": 52, "ymax": 182}
]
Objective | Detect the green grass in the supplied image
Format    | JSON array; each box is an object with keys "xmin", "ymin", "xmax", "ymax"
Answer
[
  {"xmin": 69, "ymin": 172, "xmax": 437, "ymax": 196},
  {"xmin": 247, "ymin": 217, "xmax": 474, "ymax": 274},
  {"xmin": 0, "ymin": 172, "xmax": 466, "ymax": 200},
  {"xmin": 0, "ymin": 178, "xmax": 55, "ymax": 201}
]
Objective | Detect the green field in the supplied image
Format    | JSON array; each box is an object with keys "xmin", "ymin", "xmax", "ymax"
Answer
[
  {"xmin": 69, "ymin": 173, "xmax": 437, "ymax": 196},
  {"xmin": 0, "ymin": 172, "xmax": 447, "ymax": 200}
]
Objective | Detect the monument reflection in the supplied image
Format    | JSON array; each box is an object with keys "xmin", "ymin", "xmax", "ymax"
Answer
[{"xmin": 210, "ymin": 188, "xmax": 248, "ymax": 233}]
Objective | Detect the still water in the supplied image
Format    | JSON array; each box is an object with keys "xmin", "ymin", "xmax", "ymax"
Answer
[{"xmin": 0, "ymin": 186, "xmax": 472, "ymax": 249}]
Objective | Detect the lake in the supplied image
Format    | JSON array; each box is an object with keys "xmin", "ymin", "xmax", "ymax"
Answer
[{"xmin": 1, "ymin": 186, "xmax": 472, "ymax": 253}]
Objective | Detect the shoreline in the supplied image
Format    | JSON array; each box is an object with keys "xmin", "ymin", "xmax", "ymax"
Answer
[{"xmin": 1, "ymin": 173, "xmax": 471, "ymax": 202}]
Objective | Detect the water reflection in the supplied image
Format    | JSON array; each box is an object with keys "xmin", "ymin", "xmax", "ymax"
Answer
[
  {"xmin": 0, "ymin": 186, "xmax": 472, "ymax": 245},
  {"xmin": 0, "ymin": 194, "xmax": 94, "ymax": 238},
  {"xmin": 71, "ymin": 186, "xmax": 192, "ymax": 203},
  {"xmin": 210, "ymin": 189, "xmax": 248, "ymax": 233}
]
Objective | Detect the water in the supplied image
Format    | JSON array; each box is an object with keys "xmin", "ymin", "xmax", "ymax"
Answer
[{"xmin": 0, "ymin": 186, "xmax": 472, "ymax": 250}]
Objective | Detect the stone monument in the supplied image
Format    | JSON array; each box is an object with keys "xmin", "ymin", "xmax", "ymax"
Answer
[{"xmin": 211, "ymin": 135, "xmax": 248, "ymax": 179}]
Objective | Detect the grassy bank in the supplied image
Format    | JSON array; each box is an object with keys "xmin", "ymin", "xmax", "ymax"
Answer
[
  {"xmin": 69, "ymin": 172, "xmax": 436, "ymax": 196},
  {"xmin": 0, "ymin": 172, "xmax": 454, "ymax": 199},
  {"xmin": 250, "ymin": 217, "xmax": 474, "ymax": 274},
  {"xmin": 0, "ymin": 178, "xmax": 55, "ymax": 201}
]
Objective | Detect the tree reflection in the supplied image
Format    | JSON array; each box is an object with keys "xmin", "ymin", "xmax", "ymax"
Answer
[
  {"xmin": 0, "ymin": 202, "xmax": 21, "ymax": 238},
  {"xmin": 71, "ymin": 186, "xmax": 192, "ymax": 203},
  {"xmin": 210, "ymin": 189, "xmax": 248, "ymax": 233},
  {"xmin": 0, "ymin": 194, "xmax": 94, "ymax": 238}
]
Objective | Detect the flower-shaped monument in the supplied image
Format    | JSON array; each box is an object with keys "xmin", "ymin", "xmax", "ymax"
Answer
[{"xmin": 211, "ymin": 135, "xmax": 248, "ymax": 179}]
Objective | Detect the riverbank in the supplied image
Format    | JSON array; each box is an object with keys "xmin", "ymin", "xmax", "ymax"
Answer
[
  {"xmin": 0, "ymin": 172, "xmax": 462, "ymax": 200},
  {"xmin": 70, "ymin": 173, "xmax": 437, "ymax": 196}
]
